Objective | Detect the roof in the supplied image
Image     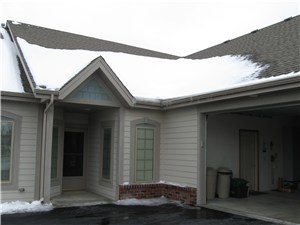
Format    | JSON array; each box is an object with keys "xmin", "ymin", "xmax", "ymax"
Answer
[
  {"xmin": 1, "ymin": 16, "xmax": 299, "ymax": 108},
  {"xmin": 6, "ymin": 21, "xmax": 179, "ymax": 59},
  {"xmin": 186, "ymin": 16, "xmax": 300, "ymax": 79}
]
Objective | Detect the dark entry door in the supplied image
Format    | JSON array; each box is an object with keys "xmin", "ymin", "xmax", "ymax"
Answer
[
  {"xmin": 62, "ymin": 131, "xmax": 85, "ymax": 190},
  {"xmin": 239, "ymin": 130, "xmax": 259, "ymax": 191}
]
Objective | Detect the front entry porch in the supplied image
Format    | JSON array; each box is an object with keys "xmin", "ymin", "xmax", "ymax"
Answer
[{"xmin": 51, "ymin": 191, "xmax": 112, "ymax": 207}]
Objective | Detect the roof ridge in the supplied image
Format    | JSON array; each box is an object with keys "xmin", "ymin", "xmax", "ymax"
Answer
[{"xmin": 6, "ymin": 20, "xmax": 180, "ymax": 59}]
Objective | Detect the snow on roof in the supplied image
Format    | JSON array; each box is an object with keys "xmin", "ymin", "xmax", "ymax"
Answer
[
  {"xmin": 13, "ymin": 37, "xmax": 299, "ymax": 100},
  {"xmin": 0, "ymin": 28, "xmax": 24, "ymax": 93}
]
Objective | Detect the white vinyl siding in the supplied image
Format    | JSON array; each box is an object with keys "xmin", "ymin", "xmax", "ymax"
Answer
[
  {"xmin": 1, "ymin": 119, "xmax": 14, "ymax": 182},
  {"xmin": 161, "ymin": 107, "xmax": 198, "ymax": 187},
  {"xmin": 123, "ymin": 109, "xmax": 162, "ymax": 183},
  {"xmin": 1, "ymin": 101, "xmax": 40, "ymax": 202},
  {"xmin": 51, "ymin": 127, "xmax": 59, "ymax": 179},
  {"xmin": 87, "ymin": 109, "xmax": 119, "ymax": 200}
]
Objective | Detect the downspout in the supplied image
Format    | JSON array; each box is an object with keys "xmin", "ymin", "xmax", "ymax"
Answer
[{"xmin": 40, "ymin": 94, "xmax": 54, "ymax": 202}]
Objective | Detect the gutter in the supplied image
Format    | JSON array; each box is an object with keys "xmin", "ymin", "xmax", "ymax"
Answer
[
  {"xmin": 134, "ymin": 75, "xmax": 300, "ymax": 110},
  {"xmin": 40, "ymin": 94, "xmax": 54, "ymax": 202}
]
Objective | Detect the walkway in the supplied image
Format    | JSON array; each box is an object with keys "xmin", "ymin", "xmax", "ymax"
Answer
[{"xmin": 51, "ymin": 191, "xmax": 112, "ymax": 207}]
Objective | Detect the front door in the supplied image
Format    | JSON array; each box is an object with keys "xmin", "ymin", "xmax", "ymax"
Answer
[
  {"xmin": 62, "ymin": 131, "xmax": 85, "ymax": 190},
  {"xmin": 239, "ymin": 130, "xmax": 259, "ymax": 191}
]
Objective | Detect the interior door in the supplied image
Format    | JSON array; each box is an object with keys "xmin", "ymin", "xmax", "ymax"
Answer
[
  {"xmin": 62, "ymin": 131, "xmax": 85, "ymax": 190},
  {"xmin": 239, "ymin": 130, "xmax": 259, "ymax": 191}
]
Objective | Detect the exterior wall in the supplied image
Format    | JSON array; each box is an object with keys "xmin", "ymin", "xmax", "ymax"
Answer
[
  {"xmin": 119, "ymin": 183, "xmax": 197, "ymax": 204},
  {"xmin": 87, "ymin": 108, "xmax": 120, "ymax": 200},
  {"xmin": 122, "ymin": 108, "xmax": 163, "ymax": 183},
  {"xmin": 1, "ymin": 100, "xmax": 40, "ymax": 202},
  {"xmin": 206, "ymin": 113, "xmax": 295, "ymax": 191},
  {"xmin": 120, "ymin": 107, "xmax": 199, "ymax": 204},
  {"xmin": 161, "ymin": 107, "xmax": 199, "ymax": 187}
]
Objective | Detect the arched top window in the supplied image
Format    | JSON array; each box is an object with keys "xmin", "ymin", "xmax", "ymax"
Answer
[{"xmin": 130, "ymin": 118, "xmax": 160, "ymax": 183}]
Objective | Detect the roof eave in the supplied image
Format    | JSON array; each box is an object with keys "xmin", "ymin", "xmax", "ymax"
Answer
[
  {"xmin": 6, "ymin": 21, "xmax": 37, "ymax": 96},
  {"xmin": 132, "ymin": 75, "xmax": 300, "ymax": 110}
]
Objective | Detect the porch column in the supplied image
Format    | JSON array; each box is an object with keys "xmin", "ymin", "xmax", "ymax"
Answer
[
  {"xmin": 41, "ymin": 101, "xmax": 54, "ymax": 202},
  {"xmin": 197, "ymin": 112, "xmax": 207, "ymax": 205}
]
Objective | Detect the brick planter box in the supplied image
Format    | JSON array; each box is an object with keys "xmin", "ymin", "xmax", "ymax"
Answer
[{"xmin": 119, "ymin": 183, "xmax": 197, "ymax": 205}]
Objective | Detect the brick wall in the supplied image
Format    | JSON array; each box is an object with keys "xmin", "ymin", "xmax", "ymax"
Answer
[{"xmin": 119, "ymin": 183, "xmax": 197, "ymax": 205}]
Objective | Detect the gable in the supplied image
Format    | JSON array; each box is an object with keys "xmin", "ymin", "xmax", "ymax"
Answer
[{"xmin": 63, "ymin": 76, "xmax": 121, "ymax": 107}]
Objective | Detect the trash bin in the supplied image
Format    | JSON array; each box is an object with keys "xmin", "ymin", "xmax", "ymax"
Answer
[
  {"xmin": 217, "ymin": 168, "xmax": 232, "ymax": 198},
  {"xmin": 230, "ymin": 178, "xmax": 249, "ymax": 198},
  {"xmin": 206, "ymin": 167, "xmax": 217, "ymax": 200}
]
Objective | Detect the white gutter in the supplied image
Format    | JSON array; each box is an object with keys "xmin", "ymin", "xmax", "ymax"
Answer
[{"xmin": 40, "ymin": 94, "xmax": 54, "ymax": 202}]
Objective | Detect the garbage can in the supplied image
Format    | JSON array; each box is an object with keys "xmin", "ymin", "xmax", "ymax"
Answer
[
  {"xmin": 206, "ymin": 167, "xmax": 217, "ymax": 200},
  {"xmin": 217, "ymin": 168, "xmax": 232, "ymax": 198},
  {"xmin": 230, "ymin": 178, "xmax": 249, "ymax": 198}
]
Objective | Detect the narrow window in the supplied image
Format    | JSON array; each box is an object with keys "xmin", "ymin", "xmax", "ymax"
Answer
[
  {"xmin": 136, "ymin": 127, "xmax": 154, "ymax": 182},
  {"xmin": 1, "ymin": 118, "xmax": 14, "ymax": 183},
  {"xmin": 51, "ymin": 127, "xmax": 59, "ymax": 179},
  {"xmin": 102, "ymin": 128, "xmax": 112, "ymax": 180}
]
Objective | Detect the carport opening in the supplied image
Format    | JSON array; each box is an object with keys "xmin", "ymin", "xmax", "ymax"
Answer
[{"xmin": 203, "ymin": 105, "xmax": 300, "ymax": 224}]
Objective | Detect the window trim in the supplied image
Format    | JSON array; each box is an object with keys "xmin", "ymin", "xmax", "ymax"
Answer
[
  {"xmin": 99, "ymin": 121, "xmax": 114, "ymax": 187},
  {"xmin": 135, "ymin": 126, "xmax": 155, "ymax": 182},
  {"xmin": 130, "ymin": 118, "xmax": 160, "ymax": 183},
  {"xmin": 51, "ymin": 124, "xmax": 64, "ymax": 187},
  {"xmin": 1, "ymin": 111, "xmax": 21, "ymax": 191}
]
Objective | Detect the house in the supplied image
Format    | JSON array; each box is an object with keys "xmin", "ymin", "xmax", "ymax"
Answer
[{"xmin": 1, "ymin": 16, "xmax": 299, "ymax": 206}]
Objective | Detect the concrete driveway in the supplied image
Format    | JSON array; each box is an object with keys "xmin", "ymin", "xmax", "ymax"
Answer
[{"xmin": 2, "ymin": 203, "xmax": 276, "ymax": 225}]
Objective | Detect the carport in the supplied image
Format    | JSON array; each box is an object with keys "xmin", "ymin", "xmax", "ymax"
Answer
[
  {"xmin": 204, "ymin": 105, "xmax": 300, "ymax": 224},
  {"xmin": 196, "ymin": 77, "xmax": 300, "ymax": 224}
]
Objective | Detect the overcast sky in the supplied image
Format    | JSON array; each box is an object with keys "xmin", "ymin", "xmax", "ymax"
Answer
[{"xmin": 1, "ymin": 0, "xmax": 299, "ymax": 56}]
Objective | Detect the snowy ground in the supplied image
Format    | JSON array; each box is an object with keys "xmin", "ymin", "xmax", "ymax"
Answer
[
  {"xmin": 0, "ymin": 200, "xmax": 53, "ymax": 215},
  {"xmin": 0, "ymin": 197, "xmax": 176, "ymax": 215}
]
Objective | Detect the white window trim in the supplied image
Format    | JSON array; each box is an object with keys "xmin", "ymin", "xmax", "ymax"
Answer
[
  {"xmin": 130, "ymin": 118, "xmax": 160, "ymax": 184},
  {"xmin": 99, "ymin": 121, "xmax": 114, "ymax": 187},
  {"xmin": 1, "ymin": 111, "xmax": 21, "ymax": 191},
  {"xmin": 135, "ymin": 126, "xmax": 155, "ymax": 182}
]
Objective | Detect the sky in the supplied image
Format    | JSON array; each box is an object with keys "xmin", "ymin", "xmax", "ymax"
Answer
[{"xmin": 0, "ymin": 0, "xmax": 299, "ymax": 56}]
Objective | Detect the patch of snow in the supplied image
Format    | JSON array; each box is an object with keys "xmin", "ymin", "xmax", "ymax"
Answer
[
  {"xmin": 101, "ymin": 52, "xmax": 268, "ymax": 99},
  {"xmin": 17, "ymin": 38, "xmax": 101, "ymax": 90},
  {"xmin": 15, "ymin": 38, "xmax": 271, "ymax": 99},
  {"xmin": 158, "ymin": 180, "xmax": 187, "ymax": 187},
  {"xmin": 122, "ymin": 182, "xmax": 130, "ymax": 185},
  {"xmin": 0, "ymin": 200, "xmax": 53, "ymax": 215},
  {"xmin": 115, "ymin": 196, "xmax": 170, "ymax": 206},
  {"xmin": 12, "ymin": 21, "xmax": 21, "ymax": 25},
  {"xmin": 0, "ymin": 28, "xmax": 24, "ymax": 92}
]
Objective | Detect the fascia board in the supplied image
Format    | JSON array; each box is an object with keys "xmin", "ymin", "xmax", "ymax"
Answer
[
  {"xmin": 6, "ymin": 22, "xmax": 37, "ymax": 97},
  {"xmin": 97, "ymin": 57, "xmax": 135, "ymax": 107},
  {"xmin": 1, "ymin": 91, "xmax": 40, "ymax": 103},
  {"xmin": 161, "ymin": 75, "xmax": 300, "ymax": 109}
]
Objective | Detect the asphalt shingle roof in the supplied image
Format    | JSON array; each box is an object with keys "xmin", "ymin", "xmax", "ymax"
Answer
[
  {"xmin": 5, "ymin": 16, "xmax": 300, "ymax": 94},
  {"xmin": 185, "ymin": 16, "xmax": 300, "ymax": 78},
  {"xmin": 6, "ymin": 21, "xmax": 179, "ymax": 60}
]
